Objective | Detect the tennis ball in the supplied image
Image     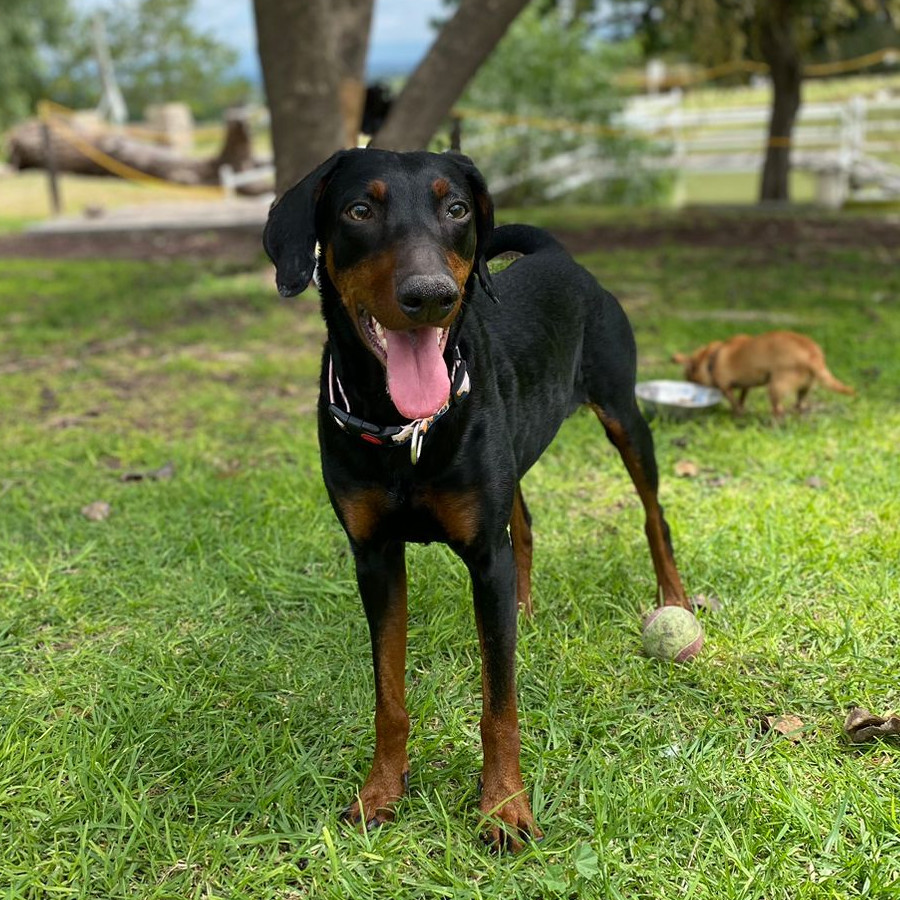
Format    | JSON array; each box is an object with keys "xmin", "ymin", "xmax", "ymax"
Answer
[{"xmin": 642, "ymin": 606, "xmax": 704, "ymax": 662}]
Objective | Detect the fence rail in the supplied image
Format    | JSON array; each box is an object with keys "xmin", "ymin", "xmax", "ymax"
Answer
[{"xmin": 462, "ymin": 93, "xmax": 900, "ymax": 207}]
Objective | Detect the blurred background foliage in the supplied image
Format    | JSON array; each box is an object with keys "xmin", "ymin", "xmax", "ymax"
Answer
[{"xmin": 459, "ymin": 6, "xmax": 669, "ymax": 205}]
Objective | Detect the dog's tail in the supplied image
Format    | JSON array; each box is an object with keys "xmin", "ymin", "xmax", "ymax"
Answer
[
  {"xmin": 815, "ymin": 364, "xmax": 855, "ymax": 396},
  {"xmin": 486, "ymin": 224, "xmax": 563, "ymax": 260}
]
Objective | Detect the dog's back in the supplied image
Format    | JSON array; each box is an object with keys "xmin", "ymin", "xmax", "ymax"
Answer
[
  {"xmin": 472, "ymin": 225, "xmax": 626, "ymax": 469},
  {"xmin": 714, "ymin": 332, "xmax": 852, "ymax": 394}
]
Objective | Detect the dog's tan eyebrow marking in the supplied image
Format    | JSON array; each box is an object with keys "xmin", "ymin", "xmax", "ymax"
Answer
[
  {"xmin": 432, "ymin": 177, "xmax": 451, "ymax": 199},
  {"xmin": 368, "ymin": 179, "xmax": 388, "ymax": 201}
]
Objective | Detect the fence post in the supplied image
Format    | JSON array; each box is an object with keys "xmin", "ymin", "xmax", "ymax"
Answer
[
  {"xmin": 450, "ymin": 116, "xmax": 462, "ymax": 152},
  {"xmin": 849, "ymin": 95, "xmax": 866, "ymax": 167},
  {"xmin": 40, "ymin": 121, "xmax": 62, "ymax": 216},
  {"xmin": 668, "ymin": 90, "xmax": 687, "ymax": 207}
]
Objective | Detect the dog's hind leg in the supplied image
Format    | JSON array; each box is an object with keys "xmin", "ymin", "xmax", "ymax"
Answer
[
  {"xmin": 591, "ymin": 402, "xmax": 690, "ymax": 610},
  {"xmin": 509, "ymin": 485, "xmax": 534, "ymax": 617},
  {"xmin": 581, "ymin": 292, "xmax": 690, "ymax": 609},
  {"xmin": 341, "ymin": 540, "xmax": 411, "ymax": 831}
]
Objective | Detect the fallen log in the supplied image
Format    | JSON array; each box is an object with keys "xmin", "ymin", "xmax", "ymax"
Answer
[{"xmin": 6, "ymin": 114, "xmax": 259, "ymax": 189}]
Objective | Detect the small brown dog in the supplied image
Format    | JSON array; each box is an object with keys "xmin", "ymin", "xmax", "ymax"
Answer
[{"xmin": 673, "ymin": 330, "xmax": 854, "ymax": 417}]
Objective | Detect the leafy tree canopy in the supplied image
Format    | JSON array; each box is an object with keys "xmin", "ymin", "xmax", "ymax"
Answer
[
  {"xmin": 463, "ymin": 4, "xmax": 639, "ymax": 121},
  {"xmin": 459, "ymin": 5, "xmax": 663, "ymax": 205},
  {"xmin": 0, "ymin": 0, "xmax": 72, "ymax": 131},
  {"xmin": 1, "ymin": 0, "xmax": 254, "ymax": 133},
  {"xmin": 592, "ymin": 0, "xmax": 900, "ymax": 70}
]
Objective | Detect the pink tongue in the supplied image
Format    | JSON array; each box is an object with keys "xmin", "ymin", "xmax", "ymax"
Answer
[{"xmin": 385, "ymin": 327, "xmax": 450, "ymax": 419}]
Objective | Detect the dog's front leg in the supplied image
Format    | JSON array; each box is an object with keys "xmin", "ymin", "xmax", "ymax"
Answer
[
  {"xmin": 341, "ymin": 540, "xmax": 410, "ymax": 830},
  {"xmin": 464, "ymin": 538, "xmax": 542, "ymax": 851}
]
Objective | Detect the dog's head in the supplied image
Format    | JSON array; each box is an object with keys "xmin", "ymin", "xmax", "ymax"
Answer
[
  {"xmin": 672, "ymin": 342, "xmax": 722, "ymax": 386},
  {"xmin": 263, "ymin": 149, "xmax": 496, "ymax": 419}
]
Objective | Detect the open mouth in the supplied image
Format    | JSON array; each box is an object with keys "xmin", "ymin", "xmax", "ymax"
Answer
[{"xmin": 358, "ymin": 308, "xmax": 451, "ymax": 421}]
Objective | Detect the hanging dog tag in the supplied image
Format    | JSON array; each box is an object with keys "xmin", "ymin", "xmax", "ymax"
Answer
[{"xmin": 410, "ymin": 420, "xmax": 425, "ymax": 465}]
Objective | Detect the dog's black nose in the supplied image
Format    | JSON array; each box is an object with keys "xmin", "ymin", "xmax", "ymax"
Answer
[{"xmin": 397, "ymin": 275, "xmax": 459, "ymax": 323}]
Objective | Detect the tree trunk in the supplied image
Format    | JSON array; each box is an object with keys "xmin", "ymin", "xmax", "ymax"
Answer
[
  {"xmin": 758, "ymin": 0, "xmax": 801, "ymax": 203},
  {"xmin": 336, "ymin": 0, "xmax": 375, "ymax": 148},
  {"xmin": 253, "ymin": 0, "xmax": 345, "ymax": 196},
  {"xmin": 370, "ymin": 0, "xmax": 530, "ymax": 151}
]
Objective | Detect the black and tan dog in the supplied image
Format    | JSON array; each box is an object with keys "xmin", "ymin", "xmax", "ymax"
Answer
[{"xmin": 263, "ymin": 148, "xmax": 690, "ymax": 850}]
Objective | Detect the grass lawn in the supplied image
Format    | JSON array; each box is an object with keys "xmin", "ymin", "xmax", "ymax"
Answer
[{"xmin": 1, "ymin": 217, "xmax": 899, "ymax": 899}]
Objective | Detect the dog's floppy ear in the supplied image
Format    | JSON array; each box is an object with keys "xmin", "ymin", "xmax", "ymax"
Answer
[
  {"xmin": 671, "ymin": 352, "xmax": 689, "ymax": 364},
  {"xmin": 447, "ymin": 152, "xmax": 499, "ymax": 303},
  {"xmin": 263, "ymin": 150, "xmax": 348, "ymax": 298}
]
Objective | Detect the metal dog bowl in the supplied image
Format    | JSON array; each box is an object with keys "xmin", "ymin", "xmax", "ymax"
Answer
[{"xmin": 635, "ymin": 380, "xmax": 724, "ymax": 421}]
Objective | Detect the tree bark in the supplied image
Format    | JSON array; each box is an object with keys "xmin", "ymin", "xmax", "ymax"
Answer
[
  {"xmin": 253, "ymin": 0, "xmax": 345, "ymax": 196},
  {"xmin": 758, "ymin": 0, "xmax": 801, "ymax": 203},
  {"xmin": 336, "ymin": 0, "xmax": 375, "ymax": 148},
  {"xmin": 370, "ymin": 0, "xmax": 530, "ymax": 151}
]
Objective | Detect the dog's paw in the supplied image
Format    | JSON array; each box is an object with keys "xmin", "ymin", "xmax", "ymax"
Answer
[
  {"xmin": 340, "ymin": 768, "xmax": 409, "ymax": 832},
  {"xmin": 479, "ymin": 785, "xmax": 542, "ymax": 852}
]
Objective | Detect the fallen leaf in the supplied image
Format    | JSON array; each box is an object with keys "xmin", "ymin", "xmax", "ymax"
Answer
[
  {"xmin": 691, "ymin": 593, "xmax": 723, "ymax": 612},
  {"xmin": 805, "ymin": 476, "xmax": 825, "ymax": 489},
  {"xmin": 706, "ymin": 475, "xmax": 731, "ymax": 488},
  {"xmin": 674, "ymin": 459, "xmax": 700, "ymax": 478},
  {"xmin": 81, "ymin": 500, "xmax": 111, "ymax": 521},
  {"xmin": 761, "ymin": 714, "xmax": 806, "ymax": 742},
  {"xmin": 844, "ymin": 707, "xmax": 900, "ymax": 744}
]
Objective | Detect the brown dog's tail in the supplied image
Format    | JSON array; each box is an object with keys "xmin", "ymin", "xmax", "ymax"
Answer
[{"xmin": 815, "ymin": 365, "xmax": 855, "ymax": 396}]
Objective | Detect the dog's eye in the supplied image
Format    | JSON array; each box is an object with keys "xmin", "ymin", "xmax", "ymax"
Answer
[
  {"xmin": 346, "ymin": 203, "xmax": 372, "ymax": 221},
  {"xmin": 447, "ymin": 201, "xmax": 469, "ymax": 220}
]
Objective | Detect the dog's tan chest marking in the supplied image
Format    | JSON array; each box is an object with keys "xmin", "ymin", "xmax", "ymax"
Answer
[
  {"xmin": 417, "ymin": 488, "xmax": 482, "ymax": 546},
  {"xmin": 335, "ymin": 488, "xmax": 392, "ymax": 544}
]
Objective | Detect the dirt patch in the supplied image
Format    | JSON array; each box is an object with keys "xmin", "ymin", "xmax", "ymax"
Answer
[
  {"xmin": 554, "ymin": 212, "xmax": 900, "ymax": 255},
  {"xmin": 1, "ymin": 213, "xmax": 899, "ymax": 261}
]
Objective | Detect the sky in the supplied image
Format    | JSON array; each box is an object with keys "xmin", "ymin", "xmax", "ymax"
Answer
[{"xmin": 191, "ymin": 0, "xmax": 445, "ymax": 80}]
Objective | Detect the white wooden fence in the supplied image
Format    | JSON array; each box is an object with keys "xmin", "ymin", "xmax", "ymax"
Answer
[
  {"xmin": 625, "ymin": 92, "xmax": 900, "ymax": 206},
  {"xmin": 470, "ymin": 92, "xmax": 900, "ymax": 207}
]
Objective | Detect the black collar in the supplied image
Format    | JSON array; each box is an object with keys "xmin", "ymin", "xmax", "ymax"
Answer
[{"xmin": 326, "ymin": 345, "xmax": 471, "ymax": 465}]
